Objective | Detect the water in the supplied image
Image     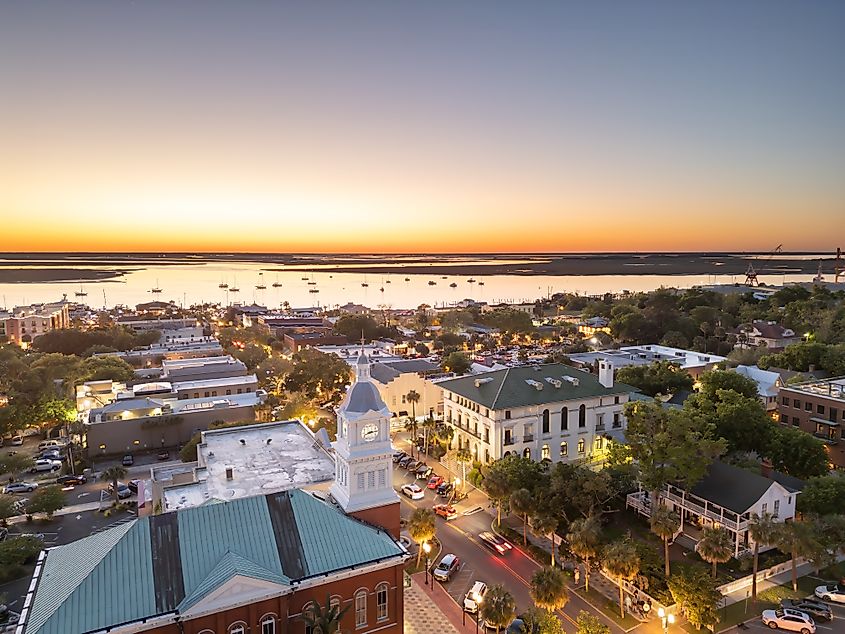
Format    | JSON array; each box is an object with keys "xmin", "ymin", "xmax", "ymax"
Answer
[{"xmin": 0, "ymin": 258, "xmax": 818, "ymax": 310}]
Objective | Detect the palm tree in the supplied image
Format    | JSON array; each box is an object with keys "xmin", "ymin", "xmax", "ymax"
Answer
[
  {"xmin": 408, "ymin": 507, "xmax": 436, "ymax": 567},
  {"xmin": 480, "ymin": 584, "xmax": 517, "ymax": 633},
  {"xmin": 532, "ymin": 514, "xmax": 559, "ymax": 567},
  {"xmin": 437, "ymin": 423, "xmax": 455, "ymax": 450},
  {"xmin": 567, "ymin": 516, "xmax": 602, "ymax": 593},
  {"xmin": 748, "ymin": 513, "xmax": 780, "ymax": 603},
  {"xmin": 406, "ymin": 390, "xmax": 421, "ymax": 457},
  {"xmin": 650, "ymin": 505, "xmax": 680, "ymax": 577},
  {"xmin": 697, "ymin": 525, "xmax": 733, "ymax": 579},
  {"xmin": 102, "ymin": 465, "xmax": 128, "ymax": 504},
  {"xmin": 300, "ymin": 594, "xmax": 350, "ymax": 634},
  {"xmin": 421, "ymin": 416, "xmax": 436, "ymax": 456},
  {"xmin": 510, "ymin": 488, "xmax": 534, "ymax": 546},
  {"xmin": 530, "ymin": 566, "xmax": 569, "ymax": 613},
  {"xmin": 455, "ymin": 447, "xmax": 472, "ymax": 496},
  {"xmin": 776, "ymin": 521, "xmax": 820, "ymax": 592},
  {"xmin": 603, "ymin": 538, "xmax": 640, "ymax": 619}
]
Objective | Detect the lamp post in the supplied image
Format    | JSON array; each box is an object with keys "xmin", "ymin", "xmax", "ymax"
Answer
[
  {"xmin": 474, "ymin": 592, "xmax": 483, "ymax": 634},
  {"xmin": 658, "ymin": 607, "xmax": 675, "ymax": 634},
  {"xmin": 423, "ymin": 542, "xmax": 432, "ymax": 587}
]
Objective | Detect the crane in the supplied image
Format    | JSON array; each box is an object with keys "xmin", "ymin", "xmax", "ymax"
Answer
[{"xmin": 743, "ymin": 244, "xmax": 783, "ymax": 287}]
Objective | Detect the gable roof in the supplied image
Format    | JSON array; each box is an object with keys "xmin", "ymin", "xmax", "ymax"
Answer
[
  {"xmin": 438, "ymin": 363, "xmax": 633, "ymax": 410},
  {"xmin": 689, "ymin": 461, "xmax": 803, "ymax": 514},
  {"xmin": 23, "ymin": 490, "xmax": 404, "ymax": 634},
  {"xmin": 734, "ymin": 365, "xmax": 781, "ymax": 397}
]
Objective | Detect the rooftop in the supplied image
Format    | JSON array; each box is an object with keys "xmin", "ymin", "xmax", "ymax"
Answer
[
  {"xmin": 171, "ymin": 373, "xmax": 258, "ymax": 392},
  {"xmin": 781, "ymin": 376, "xmax": 845, "ymax": 400},
  {"xmin": 570, "ymin": 345, "xmax": 726, "ymax": 369},
  {"xmin": 370, "ymin": 359, "xmax": 440, "ymax": 384},
  {"xmin": 689, "ymin": 461, "xmax": 804, "ymax": 514}
]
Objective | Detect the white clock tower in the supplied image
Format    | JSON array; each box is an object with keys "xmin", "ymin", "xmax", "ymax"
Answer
[{"xmin": 330, "ymin": 352, "xmax": 400, "ymax": 535}]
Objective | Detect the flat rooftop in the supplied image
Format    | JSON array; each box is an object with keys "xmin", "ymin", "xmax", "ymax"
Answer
[
  {"xmin": 570, "ymin": 345, "xmax": 725, "ymax": 369},
  {"xmin": 784, "ymin": 377, "xmax": 845, "ymax": 400},
  {"xmin": 161, "ymin": 355, "xmax": 238, "ymax": 370},
  {"xmin": 172, "ymin": 374, "xmax": 257, "ymax": 391}
]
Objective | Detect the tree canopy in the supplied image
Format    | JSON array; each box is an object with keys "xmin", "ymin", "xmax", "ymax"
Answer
[{"xmin": 615, "ymin": 361, "xmax": 694, "ymax": 397}]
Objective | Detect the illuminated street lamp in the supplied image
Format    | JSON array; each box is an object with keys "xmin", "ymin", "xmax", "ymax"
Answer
[
  {"xmin": 658, "ymin": 607, "xmax": 675, "ymax": 634},
  {"xmin": 474, "ymin": 592, "xmax": 483, "ymax": 634},
  {"xmin": 423, "ymin": 542, "xmax": 432, "ymax": 586}
]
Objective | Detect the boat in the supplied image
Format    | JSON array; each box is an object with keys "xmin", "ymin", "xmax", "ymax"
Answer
[
  {"xmin": 301, "ymin": 275, "xmax": 309, "ymax": 281},
  {"xmin": 255, "ymin": 272, "xmax": 266, "ymax": 289},
  {"xmin": 309, "ymin": 288, "xmax": 320, "ymax": 293},
  {"xmin": 467, "ymin": 278, "xmax": 476, "ymax": 283},
  {"xmin": 230, "ymin": 278, "xmax": 240, "ymax": 293},
  {"xmin": 379, "ymin": 286, "xmax": 385, "ymax": 292},
  {"xmin": 218, "ymin": 281, "xmax": 228, "ymax": 289},
  {"xmin": 449, "ymin": 282, "xmax": 457, "ymax": 288},
  {"xmin": 478, "ymin": 281, "xmax": 485, "ymax": 286},
  {"xmin": 404, "ymin": 277, "xmax": 410, "ymax": 281},
  {"xmin": 74, "ymin": 285, "xmax": 87, "ymax": 297},
  {"xmin": 307, "ymin": 274, "xmax": 317, "ymax": 286},
  {"xmin": 150, "ymin": 280, "xmax": 162, "ymax": 293},
  {"xmin": 441, "ymin": 276, "xmax": 447, "ymax": 279},
  {"xmin": 272, "ymin": 274, "xmax": 282, "ymax": 288},
  {"xmin": 428, "ymin": 280, "xmax": 436, "ymax": 286}
]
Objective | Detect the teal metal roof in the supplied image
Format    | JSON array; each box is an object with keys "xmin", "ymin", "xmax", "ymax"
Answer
[
  {"xmin": 178, "ymin": 551, "xmax": 287, "ymax": 611},
  {"xmin": 439, "ymin": 363, "xmax": 634, "ymax": 410}
]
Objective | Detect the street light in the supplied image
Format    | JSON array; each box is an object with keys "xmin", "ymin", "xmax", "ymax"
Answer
[
  {"xmin": 423, "ymin": 542, "xmax": 432, "ymax": 586},
  {"xmin": 474, "ymin": 592, "xmax": 483, "ymax": 634},
  {"xmin": 658, "ymin": 607, "xmax": 675, "ymax": 634}
]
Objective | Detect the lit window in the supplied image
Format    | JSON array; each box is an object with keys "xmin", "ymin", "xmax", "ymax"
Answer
[
  {"xmin": 541, "ymin": 444, "xmax": 550, "ymax": 460},
  {"xmin": 355, "ymin": 589, "xmax": 367, "ymax": 627},
  {"xmin": 261, "ymin": 616, "xmax": 276, "ymax": 634},
  {"xmin": 377, "ymin": 583, "xmax": 389, "ymax": 621},
  {"xmin": 577, "ymin": 439, "xmax": 585, "ymax": 454},
  {"xmin": 560, "ymin": 442, "xmax": 568, "ymax": 458}
]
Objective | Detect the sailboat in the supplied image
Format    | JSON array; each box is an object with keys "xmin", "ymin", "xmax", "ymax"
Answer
[
  {"xmin": 301, "ymin": 274, "xmax": 309, "ymax": 281},
  {"xmin": 256, "ymin": 272, "xmax": 266, "ymax": 290},
  {"xmin": 272, "ymin": 274, "xmax": 282, "ymax": 288},
  {"xmin": 218, "ymin": 279, "xmax": 228, "ymax": 289},
  {"xmin": 467, "ymin": 278, "xmax": 476, "ymax": 283},
  {"xmin": 74, "ymin": 285, "xmax": 87, "ymax": 297},
  {"xmin": 449, "ymin": 282, "xmax": 458, "ymax": 288},
  {"xmin": 307, "ymin": 274, "xmax": 317, "ymax": 286},
  {"xmin": 150, "ymin": 279, "xmax": 162, "ymax": 293},
  {"xmin": 361, "ymin": 274, "xmax": 369, "ymax": 288},
  {"xmin": 229, "ymin": 278, "xmax": 240, "ymax": 293},
  {"xmin": 478, "ymin": 280, "xmax": 485, "ymax": 286}
]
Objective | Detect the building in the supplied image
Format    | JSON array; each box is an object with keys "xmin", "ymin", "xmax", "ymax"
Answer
[
  {"xmin": 317, "ymin": 343, "xmax": 402, "ymax": 365},
  {"xmin": 338, "ymin": 302, "xmax": 371, "ymax": 315},
  {"xmin": 149, "ymin": 419, "xmax": 336, "ymax": 512},
  {"xmin": 569, "ymin": 345, "xmax": 726, "ymax": 379},
  {"xmin": 733, "ymin": 365, "xmax": 783, "ymax": 413},
  {"xmin": 17, "ymin": 489, "xmax": 407, "ymax": 634},
  {"xmin": 97, "ymin": 338, "xmax": 223, "ymax": 367},
  {"xmin": 438, "ymin": 362, "xmax": 633, "ymax": 465},
  {"xmin": 284, "ymin": 331, "xmax": 349, "ymax": 353},
  {"xmin": 627, "ymin": 461, "xmax": 803, "ymax": 558},
  {"xmin": 160, "ymin": 355, "xmax": 248, "ymax": 382},
  {"xmin": 736, "ymin": 321, "xmax": 800, "ymax": 350},
  {"xmin": 117, "ymin": 316, "xmax": 197, "ymax": 332},
  {"xmin": 0, "ymin": 301, "xmax": 70, "ymax": 346},
  {"xmin": 576, "ymin": 316, "xmax": 611, "ymax": 337},
  {"xmin": 777, "ymin": 377, "xmax": 845, "ymax": 469},
  {"xmin": 369, "ymin": 359, "xmax": 445, "ymax": 422}
]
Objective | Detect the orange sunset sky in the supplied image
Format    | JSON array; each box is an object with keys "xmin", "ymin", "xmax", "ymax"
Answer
[{"xmin": 1, "ymin": 2, "xmax": 843, "ymax": 253}]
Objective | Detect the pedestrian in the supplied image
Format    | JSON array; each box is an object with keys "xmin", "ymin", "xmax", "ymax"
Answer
[{"xmin": 574, "ymin": 566, "xmax": 580, "ymax": 585}]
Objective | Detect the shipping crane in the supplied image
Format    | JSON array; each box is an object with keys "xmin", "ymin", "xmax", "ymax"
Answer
[{"xmin": 743, "ymin": 244, "xmax": 783, "ymax": 287}]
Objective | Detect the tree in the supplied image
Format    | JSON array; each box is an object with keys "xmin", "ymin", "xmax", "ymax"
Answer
[
  {"xmin": 799, "ymin": 474, "xmax": 845, "ymax": 516},
  {"xmin": 455, "ymin": 447, "xmax": 472, "ymax": 495},
  {"xmin": 748, "ymin": 513, "xmax": 780, "ymax": 604},
  {"xmin": 0, "ymin": 494, "xmax": 18, "ymax": 526},
  {"xmin": 684, "ymin": 385, "xmax": 772, "ymax": 454},
  {"xmin": 521, "ymin": 607, "xmax": 565, "ymax": 634},
  {"xmin": 421, "ymin": 416, "xmax": 437, "ymax": 457},
  {"xmin": 765, "ymin": 426, "xmax": 829, "ymax": 480},
  {"xmin": 0, "ymin": 535, "xmax": 44, "ymax": 567},
  {"xmin": 530, "ymin": 566, "xmax": 569, "ymax": 612},
  {"xmin": 26, "ymin": 485, "xmax": 65, "ymax": 519},
  {"xmin": 697, "ymin": 526, "xmax": 733, "ymax": 578},
  {"xmin": 775, "ymin": 521, "xmax": 820, "ymax": 592},
  {"xmin": 414, "ymin": 342, "xmax": 430, "ymax": 356},
  {"xmin": 566, "ymin": 516, "xmax": 602, "ymax": 593},
  {"xmin": 406, "ymin": 390, "xmax": 420, "ymax": 457},
  {"xmin": 510, "ymin": 488, "xmax": 534, "ymax": 547},
  {"xmin": 482, "ymin": 466, "xmax": 512, "ymax": 526},
  {"xmin": 75, "ymin": 355, "xmax": 135, "ymax": 383},
  {"xmin": 442, "ymin": 351, "xmax": 471, "ymax": 375},
  {"xmin": 650, "ymin": 505, "xmax": 680, "ymax": 577},
  {"xmin": 285, "ymin": 348, "xmax": 351, "ymax": 406},
  {"xmin": 667, "ymin": 566, "xmax": 721, "ymax": 630},
  {"xmin": 575, "ymin": 612, "xmax": 610, "ymax": 634},
  {"xmin": 407, "ymin": 508, "xmax": 436, "ymax": 567},
  {"xmin": 602, "ymin": 538, "xmax": 640, "ymax": 619},
  {"xmin": 532, "ymin": 514, "xmax": 559, "ymax": 567},
  {"xmin": 479, "ymin": 584, "xmax": 517, "ymax": 633},
  {"xmin": 615, "ymin": 361, "xmax": 694, "ymax": 397},
  {"xmin": 697, "ymin": 370, "xmax": 759, "ymax": 400},
  {"xmin": 300, "ymin": 594, "xmax": 350, "ymax": 634},
  {"xmin": 102, "ymin": 465, "xmax": 128, "ymax": 504},
  {"xmin": 0, "ymin": 453, "xmax": 34, "ymax": 477},
  {"xmin": 255, "ymin": 356, "xmax": 293, "ymax": 396}
]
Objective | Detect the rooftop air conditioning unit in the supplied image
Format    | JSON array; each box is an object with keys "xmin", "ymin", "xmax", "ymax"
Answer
[
  {"xmin": 562, "ymin": 376, "xmax": 580, "ymax": 387},
  {"xmin": 525, "ymin": 379, "xmax": 543, "ymax": 390},
  {"xmin": 474, "ymin": 377, "xmax": 494, "ymax": 388},
  {"xmin": 545, "ymin": 377, "xmax": 562, "ymax": 388}
]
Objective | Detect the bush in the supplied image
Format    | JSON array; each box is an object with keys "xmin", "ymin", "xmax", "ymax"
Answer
[{"xmin": 0, "ymin": 535, "xmax": 44, "ymax": 567}]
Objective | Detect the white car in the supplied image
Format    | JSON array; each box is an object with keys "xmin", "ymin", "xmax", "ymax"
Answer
[
  {"xmin": 30, "ymin": 459, "xmax": 61, "ymax": 473},
  {"xmin": 401, "ymin": 483, "xmax": 425, "ymax": 500},
  {"xmin": 3, "ymin": 482, "xmax": 38, "ymax": 494},
  {"xmin": 463, "ymin": 581, "xmax": 487, "ymax": 613},
  {"xmin": 814, "ymin": 584, "xmax": 845, "ymax": 603},
  {"xmin": 762, "ymin": 609, "xmax": 816, "ymax": 634}
]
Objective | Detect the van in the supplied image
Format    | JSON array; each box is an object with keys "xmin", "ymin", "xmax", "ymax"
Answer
[{"xmin": 463, "ymin": 581, "xmax": 487, "ymax": 613}]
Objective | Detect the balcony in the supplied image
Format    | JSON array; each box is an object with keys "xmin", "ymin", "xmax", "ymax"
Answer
[
  {"xmin": 595, "ymin": 424, "xmax": 606, "ymax": 432},
  {"xmin": 503, "ymin": 438, "xmax": 515, "ymax": 446},
  {"xmin": 813, "ymin": 431, "xmax": 839, "ymax": 445},
  {"xmin": 523, "ymin": 434, "xmax": 534, "ymax": 443}
]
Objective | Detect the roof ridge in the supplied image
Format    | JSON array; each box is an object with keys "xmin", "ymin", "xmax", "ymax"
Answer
[{"xmin": 490, "ymin": 367, "xmax": 510, "ymax": 410}]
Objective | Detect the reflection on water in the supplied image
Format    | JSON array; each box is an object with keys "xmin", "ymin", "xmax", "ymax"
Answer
[{"xmin": 0, "ymin": 260, "xmax": 816, "ymax": 310}]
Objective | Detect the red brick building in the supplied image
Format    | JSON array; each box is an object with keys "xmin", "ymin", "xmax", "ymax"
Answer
[{"xmin": 777, "ymin": 377, "xmax": 844, "ymax": 470}]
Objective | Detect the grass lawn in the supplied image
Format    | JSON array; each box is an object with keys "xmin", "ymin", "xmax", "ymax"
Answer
[{"xmin": 574, "ymin": 586, "xmax": 642, "ymax": 630}]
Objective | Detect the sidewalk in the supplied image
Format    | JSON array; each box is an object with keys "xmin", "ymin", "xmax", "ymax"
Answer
[
  {"xmin": 6, "ymin": 501, "xmax": 103, "ymax": 525},
  {"xmin": 408, "ymin": 572, "xmax": 483, "ymax": 634}
]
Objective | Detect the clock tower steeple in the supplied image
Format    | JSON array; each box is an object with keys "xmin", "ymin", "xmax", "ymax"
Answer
[{"xmin": 330, "ymin": 351, "xmax": 400, "ymax": 537}]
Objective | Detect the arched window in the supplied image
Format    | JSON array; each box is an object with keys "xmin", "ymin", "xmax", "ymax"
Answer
[
  {"xmin": 229, "ymin": 623, "xmax": 246, "ymax": 634},
  {"xmin": 355, "ymin": 589, "xmax": 368, "ymax": 628},
  {"xmin": 561, "ymin": 407, "xmax": 568, "ymax": 431},
  {"xmin": 330, "ymin": 596, "xmax": 342, "ymax": 613},
  {"xmin": 503, "ymin": 451, "xmax": 512, "ymax": 458},
  {"xmin": 594, "ymin": 436, "xmax": 603, "ymax": 450},
  {"xmin": 577, "ymin": 438, "xmax": 585, "ymax": 454},
  {"xmin": 541, "ymin": 409, "xmax": 550, "ymax": 434},
  {"xmin": 578, "ymin": 404, "xmax": 586, "ymax": 428},
  {"xmin": 484, "ymin": 448, "xmax": 490, "ymax": 463},
  {"xmin": 260, "ymin": 614, "xmax": 276, "ymax": 634},
  {"xmin": 523, "ymin": 447, "xmax": 531, "ymax": 459},
  {"xmin": 302, "ymin": 603, "xmax": 315, "ymax": 634},
  {"xmin": 376, "ymin": 582, "xmax": 389, "ymax": 621},
  {"xmin": 560, "ymin": 442, "xmax": 568, "ymax": 458},
  {"xmin": 541, "ymin": 444, "xmax": 550, "ymax": 461}
]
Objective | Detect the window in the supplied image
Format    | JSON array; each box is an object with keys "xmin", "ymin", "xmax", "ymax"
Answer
[
  {"xmin": 596, "ymin": 413, "xmax": 605, "ymax": 430},
  {"xmin": 484, "ymin": 428, "xmax": 489, "ymax": 443},
  {"xmin": 541, "ymin": 409, "xmax": 550, "ymax": 434},
  {"xmin": 594, "ymin": 436, "xmax": 603, "ymax": 450},
  {"xmin": 229, "ymin": 624, "xmax": 246, "ymax": 634},
  {"xmin": 368, "ymin": 471, "xmax": 376, "ymax": 488},
  {"xmin": 792, "ymin": 417, "xmax": 800, "ymax": 426},
  {"xmin": 561, "ymin": 407, "xmax": 568, "ymax": 431},
  {"xmin": 541, "ymin": 444, "xmax": 550, "ymax": 460},
  {"xmin": 805, "ymin": 401, "xmax": 812, "ymax": 411},
  {"xmin": 355, "ymin": 589, "xmax": 367, "ymax": 627},
  {"xmin": 762, "ymin": 502, "xmax": 767, "ymax": 514},
  {"xmin": 261, "ymin": 616, "xmax": 276, "ymax": 634},
  {"xmin": 505, "ymin": 410, "xmax": 511, "ymax": 420},
  {"xmin": 523, "ymin": 448, "xmax": 531, "ymax": 459},
  {"xmin": 614, "ymin": 396, "xmax": 620, "ymax": 404},
  {"xmin": 773, "ymin": 500, "xmax": 780, "ymax": 517},
  {"xmin": 578, "ymin": 405, "xmax": 586, "ymax": 428},
  {"xmin": 378, "ymin": 469, "xmax": 386, "ymax": 487},
  {"xmin": 781, "ymin": 396, "xmax": 788, "ymax": 405},
  {"xmin": 780, "ymin": 413, "xmax": 788, "ymax": 423},
  {"xmin": 376, "ymin": 583, "xmax": 389, "ymax": 621},
  {"xmin": 560, "ymin": 442, "xmax": 568, "ymax": 458},
  {"xmin": 577, "ymin": 439, "xmax": 585, "ymax": 454},
  {"xmin": 817, "ymin": 404, "xmax": 825, "ymax": 415},
  {"xmin": 792, "ymin": 399, "xmax": 800, "ymax": 409},
  {"xmin": 357, "ymin": 473, "xmax": 365, "ymax": 490},
  {"xmin": 504, "ymin": 429, "xmax": 513, "ymax": 445},
  {"xmin": 613, "ymin": 413, "xmax": 621, "ymax": 428},
  {"xmin": 330, "ymin": 596, "xmax": 342, "ymax": 613},
  {"xmin": 302, "ymin": 602, "xmax": 315, "ymax": 634}
]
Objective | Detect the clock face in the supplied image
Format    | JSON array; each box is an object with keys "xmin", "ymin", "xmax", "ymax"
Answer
[{"xmin": 361, "ymin": 423, "xmax": 379, "ymax": 442}]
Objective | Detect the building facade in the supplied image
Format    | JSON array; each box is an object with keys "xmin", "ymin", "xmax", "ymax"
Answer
[
  {"xmin": 1, "ymin": 301, "xmax": 70, "ymax": 346},
  {"xmin": 777, "ymin": 377, "xmax": 845, "ymax": 469}
]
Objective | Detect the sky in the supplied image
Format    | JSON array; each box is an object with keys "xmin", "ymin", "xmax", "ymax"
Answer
[{"xmin": 1, "ymin": 1, "xmax": 844, "ymax": 253}]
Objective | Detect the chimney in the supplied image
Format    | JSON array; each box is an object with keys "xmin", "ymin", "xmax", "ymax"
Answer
[
  {"xmin": 760, "ymin": 458, "xmax": 773, "ymax": 479},
  {"xmin": 225, "ymin": 466, "xmax": 234, "ymax": 480},
  {"xmin": 598, "ymin": 360, "xmax": 614, "ymax": 388}
]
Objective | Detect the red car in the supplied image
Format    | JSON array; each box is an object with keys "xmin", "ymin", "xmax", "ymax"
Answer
[
  {"xmin": 433, "ymin": 504, "xmax": 458, "ymax": 520},
  {"xmin": 427, "ymin": 475, "xmax": 444, "ymax": 490}
]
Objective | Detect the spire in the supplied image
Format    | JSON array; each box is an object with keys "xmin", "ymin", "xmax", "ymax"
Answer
[{"xmin": 356, "ymin": 349, "xmax": 370, "ymax": 381}]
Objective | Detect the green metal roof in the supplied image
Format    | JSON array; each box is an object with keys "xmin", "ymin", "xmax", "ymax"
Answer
[
  {"xmin": 178, "ymin": 551, "xmax": 286, "ymax": 611},
  {"xmin": 438, "ymin": 363, "xmax": 633, "ymax": 410}
]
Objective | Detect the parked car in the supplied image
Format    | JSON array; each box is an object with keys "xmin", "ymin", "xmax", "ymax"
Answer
[
  {"xmin": 398, "ymin": 456, "xmax": 414, "ymax": 468},
  {"xmin": 427, "ymin": 475, "xmax": 444, "ymax": 489},
  {"xmin": 392, "ymin": 451, "xmax": 407, "ymax": 463},
  {"xmin": 433, "ymin": 554, "xmax": 461, "ymax": 581},
  {"xmin": 404, "ymin": 460, "xmax": 420, "ymax": 471},
  {"xmin": 39, "ymin": 450, "xmax": 64, "ymax": 462},
  {"xmin": 37, "ymin": 439, "xmax": 65, "ymax": 451},
  {"xmin": 9, "ymin": 436, "xmax": 23, "ymax": 446},
  {"xmin": 780, "ymin": 600, "xmax": 832, "ymax": 622},
  {"xmin": 815, "ymin": 584, "xmax": 845, "ymax": 603},
  {"xmin": 56, "ymin": 474, "xmax": 86, "ymax": 486},
  {"xmin": 479, "ymin": 531, "xmax": 513, "ymax": 555},
  {"xmin": 401, "ymin": 483, "xmax": 425, "ymax": 500},
  {"xmin": 4, "ymin": 482, "xmax": 38, "ymax": 494},
  {"xmin": 436, "ymin": 482, "xmax": 454, "ymax": 497},
  {"xmin": 122, "ymin": 454, "xmax": 134, "ymax": 466},
  {"xmin": 464, "ymin": 581, "xmax": 488, "ymax": 613},
  {"xmin": 416, "ymin": 465, "xmax": 432, "ymax": 480},
  {"xmin": 0, "ymin": 604, "xmax": 21, "ymax": 632},
  {"xmin": 108, "ymin": 482, "xmax": 132, "ymax": 499},
  {"xmin": 762, "ymin": 609, "xmax": 816, "ymax": 633},
  {"xmin": 30, "ymin": 459, "xmax": 61, "ymax": 473},
  {"xmin": 156, "ymin": 450, "xmax": 170, "ymax": 461},
  {"xmin": 433, "ymin": 504, "xmax": 458, "ymax": 520},
  {"xmin": 128, "ymin": 479, "xmax": 140, "ymax": 494}
]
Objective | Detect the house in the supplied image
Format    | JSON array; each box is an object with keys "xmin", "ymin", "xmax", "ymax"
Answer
[
  {"xmin": 733, "ymin": 365, "xmax": 782, "ymax": 412},
  {"xmin": 627, "ymin": 461, "xmax": 804, "ymax": 558},
  {"xmin": 736, "ymin": 321, "xmax": 800, "ymax": 350},
  {"xmin": 438, "ymin": 362, "xmax": 633, "ymax": 465},
  {"xmin": 338, "ymin": 302, "xmax": 371, "ymax": 315},
  {"xmin": 569, "ymin": 345, "xmax": 726, "ymax": 379},
  {"xmin": 777, "ymin": 377, "xmax": 845, "ymax": 469},
  {"xmin": 577, "ymin": 316, "xmax": 611, "ymax": 337},
  {"xmin": 369, "ymin": 359, "xmax": 445, "ymax": 423}
]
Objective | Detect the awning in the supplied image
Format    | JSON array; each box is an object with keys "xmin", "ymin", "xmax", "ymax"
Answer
[{"xmin": 811, "ymin": 417, "xmax": 840, "ymax": 427}]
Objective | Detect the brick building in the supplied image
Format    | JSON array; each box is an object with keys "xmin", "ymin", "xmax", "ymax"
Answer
[{"xmin": 777, "ymin": 377, "xmax": 844, "ymax": 470}]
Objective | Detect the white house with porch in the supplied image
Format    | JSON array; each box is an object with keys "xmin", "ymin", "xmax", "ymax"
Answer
[{"xmin": 627, "ymin": 461, "xmax": 804, "ymax": 558}]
